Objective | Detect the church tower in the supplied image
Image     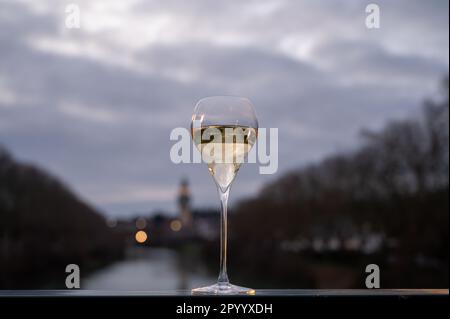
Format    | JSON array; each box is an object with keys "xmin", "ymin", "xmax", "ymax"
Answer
[{"xmin": 178, "ymin": 178, "xmax": 192, "ymax": 228}]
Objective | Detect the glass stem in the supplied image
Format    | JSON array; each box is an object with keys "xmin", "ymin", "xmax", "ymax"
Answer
[{"xmin": 217, "ymin": 187, "xmax": 230, "ymax": 285}]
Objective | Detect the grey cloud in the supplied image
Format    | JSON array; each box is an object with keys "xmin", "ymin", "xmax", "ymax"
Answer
[
  {"xmin": 312, "ymin": 39, "xmax": 446, "ymax": 87},
  {"xmin": 0, "ymin": 0, "xmax": 448, "ymax": 216}
]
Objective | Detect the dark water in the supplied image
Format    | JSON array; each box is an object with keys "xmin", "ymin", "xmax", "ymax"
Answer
[{"xmin": 83, "ymin": 247, "xmax": 216, "ymax": 290}]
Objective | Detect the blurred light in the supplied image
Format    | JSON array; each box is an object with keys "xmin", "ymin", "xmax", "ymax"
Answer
[
  {"xmin": 170, "ymin": 220, "xmax": 182, "ymax": 232},
  {"xmin": 246, "ymin": 289, "xmax": 256, "ymax": 295},
  {"xmin": 135, "ymin": 230, "xmax": 148, "ymax": 243},
  {"xmin": 136, "ymin": 217, "xmax": 147, "ymax": 229}
]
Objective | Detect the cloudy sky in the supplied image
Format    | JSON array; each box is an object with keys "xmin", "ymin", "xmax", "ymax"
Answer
[{"xmin": 0, "ymin": 0, "xmax": 448, "ymax": 217}]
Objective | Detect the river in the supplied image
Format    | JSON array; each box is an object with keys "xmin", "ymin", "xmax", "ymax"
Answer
[{"xmin": 83, "ymin": 247, "xmax": 216, "ymax": 291}]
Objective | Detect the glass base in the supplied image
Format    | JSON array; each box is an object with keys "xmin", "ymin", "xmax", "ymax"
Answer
[{"xmin": 191, "ymin": 282, "xmax": 256, "ymax": 295}]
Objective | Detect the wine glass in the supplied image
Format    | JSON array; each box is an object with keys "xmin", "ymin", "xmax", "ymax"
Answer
[{"xmin": 191, "ymin": 96, "xmax": 258, "ymax": 295}]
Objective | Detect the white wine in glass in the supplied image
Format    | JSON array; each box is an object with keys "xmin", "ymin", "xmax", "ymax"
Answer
[
  {"xmin": 192, "ymin": 125, "xmax": 258, "ymax": 191},
  {"xmin": 191, "ymin": 96, "xmax": 258, "ymax": 295}
]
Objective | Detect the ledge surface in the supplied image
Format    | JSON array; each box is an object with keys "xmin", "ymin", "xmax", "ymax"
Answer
[{"xmin": 0, "ymin": 289, "xmax": 447, "ymax": 297}]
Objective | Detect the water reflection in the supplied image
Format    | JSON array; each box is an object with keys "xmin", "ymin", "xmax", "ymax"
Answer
[{"xmin": 83, "ymin": 247, "xmax": 215, "ymax": 290}]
